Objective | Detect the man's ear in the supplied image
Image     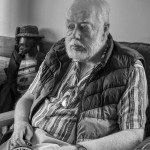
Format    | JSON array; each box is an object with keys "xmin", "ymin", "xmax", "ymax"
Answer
[{"xmin": 103, "ymin": 23, "xmax": 110, "ymax": 40}]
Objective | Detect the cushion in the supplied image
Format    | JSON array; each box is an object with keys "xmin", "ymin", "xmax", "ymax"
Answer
[{"xmin": 120, "ymin": 42, "xmax": 150, "ymax": 138}]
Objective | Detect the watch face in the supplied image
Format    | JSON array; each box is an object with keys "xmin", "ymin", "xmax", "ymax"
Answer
[
  {"xmin": 76, "ymin": 145, "xmax": 87, "ymax": 150},
  {"xmin": 13, "ymin": 147, "xmax": 32, "ymax": 150},
  {"xmin": 78, "ymin": 147, "xmax": 86, "ymax": 150}
]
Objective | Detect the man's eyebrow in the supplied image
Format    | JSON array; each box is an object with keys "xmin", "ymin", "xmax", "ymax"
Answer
[
  {"xmin": 66, "ymin": 19, "xmax": 72, "ymax": 24},
  {"xmin": 66, "ymin": 20, "xmax": 92, "ymax": 24},
  {"xmin": 80, "ymin": 21, "xmax": 91, "ymax": 24}
]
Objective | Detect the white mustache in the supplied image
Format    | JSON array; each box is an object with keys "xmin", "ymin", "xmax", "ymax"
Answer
[{"xmin": 69, "ymin": 40, "xmax": 86, "ymax": 48}]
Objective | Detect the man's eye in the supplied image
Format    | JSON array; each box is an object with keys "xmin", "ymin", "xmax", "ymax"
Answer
[{"xmin": 67, "ymin": 24, "xmax": 75, "ymax": 30}]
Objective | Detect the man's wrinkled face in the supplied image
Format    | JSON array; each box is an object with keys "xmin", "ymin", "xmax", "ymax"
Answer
[
  {"xmin": 19, "ymin": 37, "xmax": 36, "ymax": 55},
  {"xmin": 65, "ymin": 0, "xmax": 105, "ymax": 62}
]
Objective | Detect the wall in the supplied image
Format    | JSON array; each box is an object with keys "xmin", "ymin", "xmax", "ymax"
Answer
[
  {"xmin": 107, "ymin": 0, "xmax": 150, "ymax": 43},
  {"xmin": 0, "ymin": 0, "xmax": 150, "ymax": 43},
  {"xmin": 0, "ymin": 0, "xmax": 29, "ymax": 37},
  {"xmin": 28, "ymin": 0, "xmax": 74, "ymax": 42},
  {"xmin": 29, "ymin": 0, "xmax": 150, "ymax": 43}
]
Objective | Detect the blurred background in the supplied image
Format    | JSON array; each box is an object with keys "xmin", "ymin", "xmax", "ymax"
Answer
[{"xmin": 0, "ymin": 0, "xmax": 150, "ymax": 43}]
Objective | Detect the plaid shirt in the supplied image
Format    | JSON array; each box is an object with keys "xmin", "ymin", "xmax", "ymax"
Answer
[
  {"xmin": 118, "ymin": 60, "xmax": 148, "ymax": 129},
  {"xmin": 29, "ymin": 61, "xmax": 94, "ymax": 144},
  {"xmin": 28, "ymin": 59, "xmax": 148, "ymax": 144}
]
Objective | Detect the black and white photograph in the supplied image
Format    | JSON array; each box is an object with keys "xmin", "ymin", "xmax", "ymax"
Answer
[{"xmin": 0, "ymin": 0, "xmax": 150, "ymax": 150}]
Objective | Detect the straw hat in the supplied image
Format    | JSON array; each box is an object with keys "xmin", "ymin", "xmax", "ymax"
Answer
[{"xmin": 16, "ymin": 25, "xmax": 44, "ymax": 38}]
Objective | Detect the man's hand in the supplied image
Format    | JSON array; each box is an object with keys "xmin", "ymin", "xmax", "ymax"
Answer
[{"xmin": 10, "ymin": 121, "xmax": 33, "ymax": 149}]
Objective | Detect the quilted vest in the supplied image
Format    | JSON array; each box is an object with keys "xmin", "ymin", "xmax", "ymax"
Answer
[{"xmin": 29, "ymin": 37, "xmax": 144, "ymax": 142}]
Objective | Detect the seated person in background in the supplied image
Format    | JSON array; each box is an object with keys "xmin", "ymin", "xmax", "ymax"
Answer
[
  {"xmin": 0, "ymin": 25, "xmax": 45, "ymax": 113},
  {"xmin": 6, "ymin": 25, "xmax": 45, "ymax": 98},
  {"xmin": 0, "ymin": 0, "xmax": 148, "ymax": 150},
  {"xmin": 0, "ymin": 25, "xmax": 45, "ymax": 142}
]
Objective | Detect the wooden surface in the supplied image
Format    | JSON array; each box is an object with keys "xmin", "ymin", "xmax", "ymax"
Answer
[{"xmin": 0, "ymin": 36, "xmax": 15, "ymax": 58}]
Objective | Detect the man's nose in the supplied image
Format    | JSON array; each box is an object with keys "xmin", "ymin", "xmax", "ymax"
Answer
[
  {"xmin": 19, "ymin": 43, "xmax": 26, "ymax": 47},
  {"xmin": 72, "ymin": 27, "xmax": 81, "ymax": 39},
  {"xmin": 19, "ymin": 37, "xmax": 28, "ymax": 46}
]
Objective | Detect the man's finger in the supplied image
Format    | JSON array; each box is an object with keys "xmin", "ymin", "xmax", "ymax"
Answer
[
  {"xmin": 15, "ymin": 138, "xmax": 23, "ymax": 147},
  {"xmin": 15, "ymin": 132, "xmax": 25, "ymax": 147},
  {"xmin": 11, "ymin": 133, "xmax": 17, "ymax": 148},
  {"xmin": 18, "ymin": 131, "xmax": 26, "ymax": 146},
  {"xmin": 25, "ymin": 126, "xmax": 33, "ymax": 142}
]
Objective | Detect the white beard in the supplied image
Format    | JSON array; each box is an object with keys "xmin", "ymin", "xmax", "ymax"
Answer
[
  {"xmin": 65, "ymin": 36, "xmax": 103, "ymax": 63},
  {"xmin": 66, "ymin": 47, "xmax": 88, "ymax": 62}
]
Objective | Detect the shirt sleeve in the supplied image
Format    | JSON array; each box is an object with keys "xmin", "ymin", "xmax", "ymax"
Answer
[{"xmin": 117, "ymin": 60, "xmax": 148, "ymax": 130}]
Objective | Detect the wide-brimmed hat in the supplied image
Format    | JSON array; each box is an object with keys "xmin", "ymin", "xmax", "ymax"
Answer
[{"xmin": 16, "ymin": 25, "xmax": 44, "ymax": 38}]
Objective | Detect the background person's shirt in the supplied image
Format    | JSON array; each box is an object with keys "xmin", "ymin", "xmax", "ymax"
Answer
[{"xmin": 17, "ymin": 59, "xmax": 38, "ymax": 96}]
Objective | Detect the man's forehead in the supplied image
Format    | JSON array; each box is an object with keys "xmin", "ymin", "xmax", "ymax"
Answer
[
  {"xmin": 67, "ymin": 0, "xmax": 99, "ymax": 22},
  {"xmin": 67, "ymin": 10, "xmax": 92, "ymax": 22}
]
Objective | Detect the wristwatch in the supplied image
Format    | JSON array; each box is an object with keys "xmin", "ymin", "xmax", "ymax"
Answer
[{"xmin": 76, "ymin": 144, "xmax": 87, "ymax": 150}]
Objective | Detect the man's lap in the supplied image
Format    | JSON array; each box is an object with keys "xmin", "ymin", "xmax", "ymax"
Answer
[{"xmin": 0, "ymin": 128, "xmax": 70, "ymax": 150}]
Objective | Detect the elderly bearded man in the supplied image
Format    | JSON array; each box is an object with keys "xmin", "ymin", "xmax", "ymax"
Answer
[{"xmin": 0, "ymin": 0, "xmax": 148, "ymax": 150}]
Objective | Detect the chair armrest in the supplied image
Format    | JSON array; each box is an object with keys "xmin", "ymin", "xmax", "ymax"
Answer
[
  {"xmin": 134, "ymin": 136, "xmax": 150, "ymax": 149},
  {"xmin": 0, "ymin": 110, "xmax": 14, "ymax": 127}
]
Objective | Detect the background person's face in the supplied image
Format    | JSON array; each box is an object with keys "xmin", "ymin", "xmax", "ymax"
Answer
[
  {"xmin": 65, "ymin": 0, "xmax": 106, "ymax": 62},
  {"xmin": 19, "ymin": 37, "xmax": 36, "ymax": 55}
]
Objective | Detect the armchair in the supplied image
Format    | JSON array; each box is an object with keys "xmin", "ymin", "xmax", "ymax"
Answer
[{"xmin": 0, "ymin": 41, "xmax": 150, "ymax": 147}]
